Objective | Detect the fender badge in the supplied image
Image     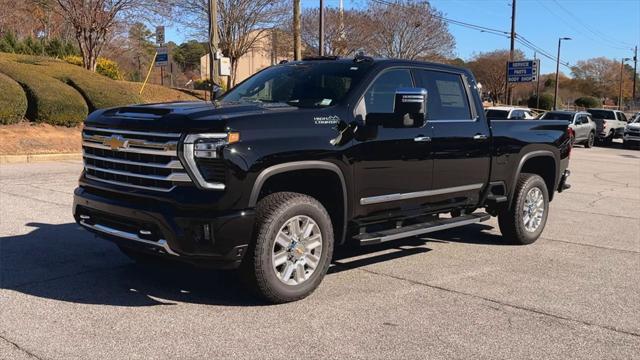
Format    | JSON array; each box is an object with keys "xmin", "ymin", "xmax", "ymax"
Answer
[{"xmin": 314, "ymin": 115, "xmax": 341, "ymax": 125}]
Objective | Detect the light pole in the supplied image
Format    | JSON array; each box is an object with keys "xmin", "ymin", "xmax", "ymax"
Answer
[
  {"xmin": 553, "ymin": 37, "xmax": 571, "ymax": 110},
  {"xmin": 619, "ymin": 57, "xmax": 631, "ymax": 110}
]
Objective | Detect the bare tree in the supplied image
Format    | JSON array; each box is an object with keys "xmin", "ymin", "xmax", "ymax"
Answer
[
  {"xmin": 366, "ymin": 0, "xmax": 454, "ymax": 60},
  {"xmin": 300, "ymin": 7, "xmax": 370, "ymax": 57},
  {"xmin": 467, "ymin": 49, "xmax": 524, "ymax": 103},
  {"xmin": 54, "ymin": 0, "xmax": 167, "ymax": 71},
  {"xmin": 171, "ymin": 0, "xmax": 286, "ymax": 88}
]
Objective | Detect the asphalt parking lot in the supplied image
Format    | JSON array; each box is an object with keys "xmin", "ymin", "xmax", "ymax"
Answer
[{"xmin": 1, "ymin": 143, "xmax": 639, "ymax": 360}]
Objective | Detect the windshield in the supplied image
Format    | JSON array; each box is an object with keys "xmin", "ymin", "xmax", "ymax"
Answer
[
  {"xmin": 485, "ymin": 109, "xmax": 509, "ymax": 120},
  {"xmin": 541, "ymin": 112, "xmax": 572, "ymax": 121},
  {"xmin": 587, "ymin": 109, "xmax": 615, "ymax": 119},
  {"xmin": 221, "ymin": 62, "xmax": 372, "ymax": 108}
]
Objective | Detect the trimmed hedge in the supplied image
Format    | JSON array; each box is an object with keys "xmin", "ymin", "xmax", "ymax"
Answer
[
  {"xmin": 13, "ymin": 55, "xmax": 141, "ymax": 111},
  {"xmin": 0, "ymin": 52, "xmax": 198, "ymax": 127},
  {"xmin": 575, "ymin": 96, "xmax": 600, "ymax": 109},
  {"xmin": 117, "ymin": 81, "xmax": 200, "ymax": 103},
  {"xmin": 0, "ymin": 72, "xmax": 27, "ymax": 124},
  {"xmin": 0, "ymin": 58, "xmax": 88, "ymax": 126}
]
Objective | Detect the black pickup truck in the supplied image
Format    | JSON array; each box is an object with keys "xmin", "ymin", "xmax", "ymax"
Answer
[{"xmin": 74, "ymin": 57, "xmax": 572, "ymax": 303}]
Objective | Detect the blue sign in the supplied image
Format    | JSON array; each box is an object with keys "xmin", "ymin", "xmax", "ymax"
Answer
[
  {"xmin": 155, "ymin": 46, "xmax": 169, "ymax": 67},
  {"xmin": 507, "ymin": 60, "xmax": 539, "ymax": 83}
]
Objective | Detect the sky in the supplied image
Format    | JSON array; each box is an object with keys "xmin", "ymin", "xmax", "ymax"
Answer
[{"xmin": 166, "ymin": 0, "xmax": 640, "ymax": 75}]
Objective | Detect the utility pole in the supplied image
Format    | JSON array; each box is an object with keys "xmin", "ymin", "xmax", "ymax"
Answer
[
  {"xmin": 208, "ymin": 0, "xmax": 219, "ymax": 99},
  {"xmin": 293, "ymin": 0, "xmax": 301, "ymax": 60},
  {"xmin": 553, "ymin": 37, "xmax": 571, "ymax": 110},
  {"xmin": 319, "ymin": 0, "xmax": 325, "ymax": 56},
  {"xmin": 534, "ymin": 51, "xmax": 541, "ymax": 109},
  {"xmin": 507, "ymin": 0, "xmax": 516, "ymax": 105},
  {"xmin": 619, "ymin": 57, "xmax": 631, "ymax": 110},
  {"xmin": 633, "ymin": 45, "xmax": 638, "ymax": 103}
]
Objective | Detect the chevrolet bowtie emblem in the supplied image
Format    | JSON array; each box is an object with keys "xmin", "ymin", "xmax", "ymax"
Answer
[{"xmin": 103, "ymin": 135, "xmax": 128, "ymax": 151}]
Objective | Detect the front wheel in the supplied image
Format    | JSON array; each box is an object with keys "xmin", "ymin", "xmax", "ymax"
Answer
[
  {"xmin": 498, "ymin": 173, "xmax": 549, "ymax": 245},
  {"xmin": 241, "ymin": 192, "xmax": 334, "ymax": 303},
  {"xmin": 585, "ymin": 132, "xmax": 595, "ymax": 148}
]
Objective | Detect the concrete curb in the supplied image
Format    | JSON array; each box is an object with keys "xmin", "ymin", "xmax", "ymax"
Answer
[{"xmin": 0, "ymin": 153, "xmax": 82, "ymax": 164}]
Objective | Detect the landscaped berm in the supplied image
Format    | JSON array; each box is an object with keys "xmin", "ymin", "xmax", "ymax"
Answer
[{"xmin": 0, "ymin": 52, "xmax": 202, "ymax": 155}]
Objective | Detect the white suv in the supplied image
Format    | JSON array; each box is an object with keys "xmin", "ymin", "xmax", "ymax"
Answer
[{"xmin": 485, "ymin": 106, "xmax": 537, "ymax": 120}]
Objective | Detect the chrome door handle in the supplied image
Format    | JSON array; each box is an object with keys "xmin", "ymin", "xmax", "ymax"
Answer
[
  {"xmin": 473, "ymin": 134, "xmax": 488, "ymax": 140},
  {"xmin": 414, "ymin": 136, "xmax": 431, "ymax": 142}
]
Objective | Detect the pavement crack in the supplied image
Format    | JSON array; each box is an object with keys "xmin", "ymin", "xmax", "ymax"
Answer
[
  {"xmin": 541, "ymin": 237, "xmax": 640, "ymax": 254},
  {"xmin": 553, "ymin": 208, "xmax": 639, "ymax": 221},
  {"xmin": 10, "ymin": 264, "xmax": 130, "ymax": 290},
  {"xmin": 0, "ymin": 333, "xmax": 43, "ymax": 360},
  {"xmin": 0, "ymin": 190, "xmax": 68, "ymax": 208},
  {"xmin": 356, "ymin": 267, "xmax": 640, "ymax": 339}
]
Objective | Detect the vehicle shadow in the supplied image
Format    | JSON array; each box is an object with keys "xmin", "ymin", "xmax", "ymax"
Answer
[{"xmin": 0, "ymin": 221, "xmax": 499, "ymax": 307}]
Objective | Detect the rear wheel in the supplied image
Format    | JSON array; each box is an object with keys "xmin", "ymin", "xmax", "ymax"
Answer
[
  {"xmin": 498, "ymin": 173, "xmax": 549, "ymax": 245},
  {"xmin": 603, "ymin": 131, "xmax": 614, "ymax": 146},
  {"xmin": 585, "ymin": 132, "xmax": 595, "ymax": 148},
  {"xmin": 241, "ymin": 192, "xmax": 334, "ymax": 303}
]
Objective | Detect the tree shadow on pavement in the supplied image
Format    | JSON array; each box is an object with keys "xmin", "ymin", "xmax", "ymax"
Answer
[{"xmin": 1, "ymin": 222, "xmax": 462, "ymax": 307}]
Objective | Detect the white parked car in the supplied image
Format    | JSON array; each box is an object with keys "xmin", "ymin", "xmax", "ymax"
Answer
[
  {"xmin": 485, "ymin": 106, "xmax": 537, "ymax": 120},
  {"xmin": 623, "ymin": 115, "xmax": 640, "ymax": 148}
]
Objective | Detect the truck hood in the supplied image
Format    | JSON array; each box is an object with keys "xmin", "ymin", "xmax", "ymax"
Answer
[{"xmin": 84, "ymin": 101, "xmax": 296, "ymax": 133}]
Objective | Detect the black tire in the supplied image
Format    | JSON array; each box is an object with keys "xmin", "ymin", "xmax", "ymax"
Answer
[
  {"xmin": 498, "ymin": 173, "xmax": 549, "ymax": 245},
  {"xmin": 603, "ymin": 131, "xmax": 614, "ymax": 146},
  {"xmin": 585, "ymin": 132, "xmax": 595, "ymax": 148},
  {"xmin": 241, "ymin": 192, "xmax": 334, "ymax": 303}
]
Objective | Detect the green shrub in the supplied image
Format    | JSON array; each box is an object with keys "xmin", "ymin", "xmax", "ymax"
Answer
[
  {"xmin": 0, "ymin": 58, "xmax": 87, "ymax": 126},
  {"xmin": 574, "ymin": 96, "xmax": 600, "ymax": 109},
  {"xmin": 0, "ymin": 72, "xmax": 28, "ymax": 124},
  {"xmin": 528, "ymin": 93, "xmax": 555, "ymax": 110}
]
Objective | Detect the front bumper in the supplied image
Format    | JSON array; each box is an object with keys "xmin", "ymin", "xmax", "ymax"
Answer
[
  {"xmin": 73, "ymin": 186, "xmax": 256, "ymax": 269},
  {"xmin": 623, "ymin": 134, "xmax": 640, "ymax": 143}
]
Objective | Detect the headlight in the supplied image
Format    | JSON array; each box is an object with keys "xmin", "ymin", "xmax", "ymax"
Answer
[{"xmin": 181, "ymin": 132, "xmax": 240, "ymax": 190}]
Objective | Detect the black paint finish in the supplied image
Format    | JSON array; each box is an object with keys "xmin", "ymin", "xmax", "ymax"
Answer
[{"xmin": 74, "ymin": 59, "xmax": 571, "ymax": 267}]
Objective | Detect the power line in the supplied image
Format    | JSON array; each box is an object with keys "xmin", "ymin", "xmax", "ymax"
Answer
[
  {"xmin": 369, "ymin": 0, "xmax": 570, "ymax": 69},
  {"xmin": 551, "ymin": 0, "xmax": 634, "ymax": 50},
  {"xmin": 535, "ymin": 0, "xmax": 631, "ymax": 51}
]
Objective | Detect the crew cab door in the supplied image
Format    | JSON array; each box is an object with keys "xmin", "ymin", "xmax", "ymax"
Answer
[
  {"xmin": 350, "ymin": 68, "xmax": 434, "ymax": 219},
  {"xmin": 414, "ymin": 69, "xmax": 490, "ymax": 207}
]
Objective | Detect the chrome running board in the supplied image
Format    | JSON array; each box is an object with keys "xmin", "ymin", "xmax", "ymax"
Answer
[{"xmin": 355, "ymin": 212, "xmax": 491, "ymax": 245}]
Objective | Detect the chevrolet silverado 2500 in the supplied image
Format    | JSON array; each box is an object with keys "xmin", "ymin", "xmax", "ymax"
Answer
[{"xmin": 74, "ymin": 57, "xmax": 572, "ymax": 303}]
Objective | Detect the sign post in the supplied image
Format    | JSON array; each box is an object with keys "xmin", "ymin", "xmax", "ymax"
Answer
[
  {"xmin": 155, "ymin": 46, "xmax": 169, "ymax": 86},
  {"xmin": 155, "ymin": 26, "xmax": 166, "ymax": 86}
]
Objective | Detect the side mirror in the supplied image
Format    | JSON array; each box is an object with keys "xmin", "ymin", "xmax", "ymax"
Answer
[{"xmin": 393, "ymin": 87, "xmax": 427, "ymax": 127}]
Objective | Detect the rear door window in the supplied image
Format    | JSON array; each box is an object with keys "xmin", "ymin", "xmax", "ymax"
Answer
[
  {"xmin": 415, "ymin": 70, "xmax": 472, "ymax": 120},
  {"xmin": 618, "ymin": 112, "xmax": 628, "ymax": 122}
]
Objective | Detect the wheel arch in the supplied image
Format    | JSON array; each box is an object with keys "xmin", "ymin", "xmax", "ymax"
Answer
[
  {"xmin": 509, "ymin": 151, "xmax": 557, "ymax": 206},
  {"xmin": 249, "ymin": 161, "xmax": 349, "ymax": 245}
]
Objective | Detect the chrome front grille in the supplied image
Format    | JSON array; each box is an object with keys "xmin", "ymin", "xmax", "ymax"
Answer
[{"xmin": 82, "ymin": 127, "xmax": 191, "ymax": 192}]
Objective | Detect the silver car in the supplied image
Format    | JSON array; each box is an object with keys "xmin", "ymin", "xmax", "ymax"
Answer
[{"xmin": 540, "ymin": 111, "xmax": 597, "ymax": 148}]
